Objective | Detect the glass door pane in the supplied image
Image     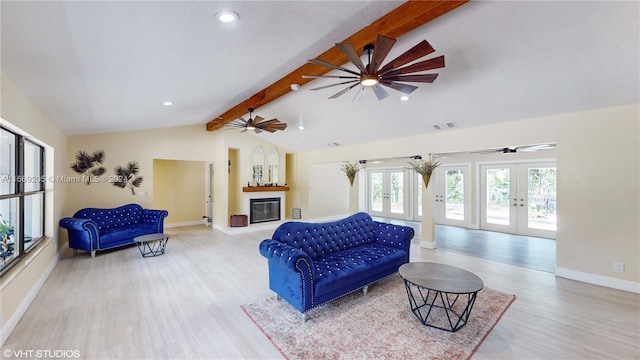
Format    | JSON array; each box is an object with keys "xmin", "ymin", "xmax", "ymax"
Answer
[
  {"xmin": 369, "ymin": 171, "xmax": 384, "ymax": 214},
  {"xmin": 389, "ymin": 171, "xmax": 404, "ymax": 215},
  {"xmin": 485, "ymin": 167, "xmax": 511, "ymax": 225},
  {"xmin": 526, "ymin": 167, "xmax": 557, "ymax": 231},
  {"xmin": 416, "ymin": 175, "xmax": 423, "ymax": 218},
  {"xmin": 445, "ymin": 169, "xmax": 464, "ymax": 220}
]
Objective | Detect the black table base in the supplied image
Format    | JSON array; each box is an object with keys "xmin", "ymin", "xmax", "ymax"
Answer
[
  {"xmin": 402, "ymin": 279, "xmax": 479, "ymax": 332},
  {"xmin": 135, "ymin": 235, "xmax": 169, "ymax": 257}
]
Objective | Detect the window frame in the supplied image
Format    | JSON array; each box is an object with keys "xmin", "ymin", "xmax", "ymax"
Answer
[{"xmin": 1, "ymin": 126, "xmax": 46, "ymax": 276}]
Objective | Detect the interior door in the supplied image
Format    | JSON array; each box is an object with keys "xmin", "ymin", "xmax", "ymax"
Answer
[
  {"xmin": 480, "ymin": 162, "xmax": 556, "ymax": 238},
  {"xmin": 434, "ymin": 165, "xmax": 471, "ymax": 227},
  {"xmin": 368, "ymin": 168, "xmax": 410, "ymax": 219},
  {"xmin": 205, "ymin": 162, "xmax": 214, "ymax": 226}
]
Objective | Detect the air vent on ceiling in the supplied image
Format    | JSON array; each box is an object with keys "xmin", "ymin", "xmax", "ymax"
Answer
[
  {"xmin": 433, "ymin": 122, "xmax": 457, "ymax": 130},
  {"xmin": 328, "ymin": 142, "xmax": 340, "ymax": 147}
]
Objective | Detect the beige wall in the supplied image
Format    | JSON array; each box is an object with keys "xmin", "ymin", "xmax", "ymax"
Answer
[
  {"xmin": 295, "ymin": 104, "xmax": 639, "ymax": 286},
  {"xmin": 0, "ymin": 72, "xmax": 68, "ymax": 343},
  {"xmin": 66, "ymin": 126, "xmax": 289, "ymax": 227},
  {"xmin": 153, "ymin": 159, "xmax": 206, "ymax": 224}
]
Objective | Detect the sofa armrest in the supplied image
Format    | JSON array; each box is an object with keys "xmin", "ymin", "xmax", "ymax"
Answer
[
  {"xmin": 259, "ymin": 239, "xmax": 315, "ymax": 312},
  {"xmin": 141, "ymin": 209, "xmax": 169, "ymax": 232},
  {"xmin": 372, "ymin": 221, "xmax": 414, "ymax": 253},
  {"xmin": 259, "ymin": 239, "xmax": 312, "ymax": 270},
  {"xmin": 59, "ymin": 217, "xmax": 100, "ymax": 252}
]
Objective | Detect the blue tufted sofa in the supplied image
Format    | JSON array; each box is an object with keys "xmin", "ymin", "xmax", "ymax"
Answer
[
  {"xmin": 259, "ymin": 212, "xmax": 414, "ymax": 318},
  {"xmin": 59, "ymin": 203, "xmax": 168, "ymax": 258}
]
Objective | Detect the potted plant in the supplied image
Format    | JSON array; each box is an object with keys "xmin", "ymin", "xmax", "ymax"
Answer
[
  {"xmin": 408, "ymin": 155, "xmax": 440, "ymax": 189},
  {"xmin": 341, "ymin": 162, "xmax": 361, "ymax": 187},
  {"xmin": 0, "ymin": 214, "xmax": 14, "ymax": 258}
]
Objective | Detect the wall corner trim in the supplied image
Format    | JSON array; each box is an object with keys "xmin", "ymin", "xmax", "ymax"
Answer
[{"xmin": 555, "ymin": 266, "xmax": 640, "ymax": 294}]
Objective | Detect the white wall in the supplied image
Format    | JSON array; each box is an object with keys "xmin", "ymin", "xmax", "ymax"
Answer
[
  {"xmin": 296, "ymin": 103, "xmax": 640, "ymax": 289},
  {"xmin": 66, "ymin": 126, "xmax": 289, "ymax": 228}
]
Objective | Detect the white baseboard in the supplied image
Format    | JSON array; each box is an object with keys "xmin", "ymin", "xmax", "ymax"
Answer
[
  {"xmin": 555, "ymin": 267, "xmax": 640, "ymax": 294},
  {"xmin": 419, "ymin": 240, "xmax": 437, "ymax": 249},
  {"xmin": 1, "ymin": 243, "xmax": 60, "ymax": 346},
  {"xmin": 165, "ymin": 220, "xmax": 206, "ymax": 228}
]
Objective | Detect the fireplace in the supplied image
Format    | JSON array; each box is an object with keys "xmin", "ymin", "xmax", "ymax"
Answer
[{"xmin": 250, "ymin": 197, "xmax": 281, "ymax": 224}]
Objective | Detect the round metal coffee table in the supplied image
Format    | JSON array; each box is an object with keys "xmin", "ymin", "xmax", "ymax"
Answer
[
  {"xmin": 134, "ymin": 233, "xmax": 170, "ymax": 257},
  {"xmin": 399, "ymin": 262, "xmax": 484, "ymax": 332}
]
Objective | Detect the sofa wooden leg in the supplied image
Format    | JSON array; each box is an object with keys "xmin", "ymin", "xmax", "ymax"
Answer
[
  {"xmin": 90, "ymin": 250, "xmax": 96, "ymax": 258},
  {"xmin": 73, "ymin": 249, "xmax": 78, "ymax": 255},
  {"xmin": 363, "ymin": 285, "xmax": 369, "ymax": 296}
]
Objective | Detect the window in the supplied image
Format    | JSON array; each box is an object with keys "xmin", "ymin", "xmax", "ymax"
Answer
[
  {"xmin": 267, "ymin": 148, "xmax": 279, "ymax": 184},
  {"xmin": 251, "ymin": 146, "xmax": 264, "ymax": 185},
  {"xmin": 1, "ymin": 127, "xmax": 46, "ymax": 275}
]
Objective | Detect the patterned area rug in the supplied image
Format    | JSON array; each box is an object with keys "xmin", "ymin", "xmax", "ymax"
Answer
[{"xmin": 242, "ymin": 275, "xmax": 515, "ymax": 360}]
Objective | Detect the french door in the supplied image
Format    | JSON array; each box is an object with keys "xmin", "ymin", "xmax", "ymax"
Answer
[
  {"xmin": 480, "ymin": 162, "xmax": 557, "ymax": 238},
  {"xmin": 368, "ymin": 168, "xmax": 410, "ymax": 219},
  {"xmin": 433, "ymin": 165, "xmax": 471, "ymax": 227}
]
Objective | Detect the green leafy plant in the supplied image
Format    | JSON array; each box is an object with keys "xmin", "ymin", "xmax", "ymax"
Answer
[
  {"xmin": 70, "ymin": 150, "xmax": 107, "ymax": 184},
  {"xmin": 112, "ymin": 161, "xmax": 144, "ymax": 195},
  {"xmin": 0, "ymin": 214, "xmax": 14, "ymax": 255}
]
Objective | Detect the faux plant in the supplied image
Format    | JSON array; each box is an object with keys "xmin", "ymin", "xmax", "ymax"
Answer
[
  {"xmin": 341, "ymin": 161, "xmax": 361, "ymax": 187},
  {"xmin": 0, "ymin": 214, "xmax": 14, "ymax": 254},
  {"xmin": 408, "ymin": 155, "xmax": 440, "ymax": 188},
  {"xmin": 112, "ymin": 161, "xmax": 144, "ymax": 195},
  {"xmin": 70, "ymin": 150, "xmax": 107, "ymax": 184}
]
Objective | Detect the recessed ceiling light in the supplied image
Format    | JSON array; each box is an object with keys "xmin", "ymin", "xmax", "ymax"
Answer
[
  {"xmin": 215, "ymin": 10, "xmax": 239, "ymax": 23},
  {"xmin": 162, "ymin": 101, "xmax": 174, "ymax": 106},
  {"xmin": 298, "ymin": 125, "xmax": 305, "ymax": 130},
  {"xmin": 400, "ymin": 95, "xmax": 410, "ymax": 101}
]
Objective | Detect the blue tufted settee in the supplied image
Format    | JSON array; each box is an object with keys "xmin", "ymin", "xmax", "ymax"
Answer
[
  {"xmin": 59, "ymin": 203, "xmax": 168, "ymax": 258},
  {"xmin": 259, "ymin": 212, "xmax": 414, "ymax": 318}
]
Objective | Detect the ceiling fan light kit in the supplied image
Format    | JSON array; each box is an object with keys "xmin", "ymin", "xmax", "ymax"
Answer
[{"xmin": 303, "ymin": 34, "xmax": 445, "ymax": 100}]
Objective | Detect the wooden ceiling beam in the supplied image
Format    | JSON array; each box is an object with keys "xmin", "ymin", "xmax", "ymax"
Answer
[{"xmin": 206, "ymin": 0, "xmax": 468, "ymax": 131}]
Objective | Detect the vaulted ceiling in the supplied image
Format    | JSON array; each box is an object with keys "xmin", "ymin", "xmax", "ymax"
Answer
[{"xmin": 2, "ymin": 1, "xmax": 638, "ymax": 152}]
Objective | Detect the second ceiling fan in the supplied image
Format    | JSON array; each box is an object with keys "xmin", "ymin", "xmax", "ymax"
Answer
[
  {"xmin": 226, "ymin": 108, "xmax": 287, "ymax": 133},
  {"xmin": 303, "ymin": 34, "xmax": 445, "ymax": 100}
]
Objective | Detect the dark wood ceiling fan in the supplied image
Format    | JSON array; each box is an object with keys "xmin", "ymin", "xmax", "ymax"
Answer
[
  {"xmin": 226, "ymin": 108, "xmax": 287, "ymax": 133},
  {"xmin": 303, "ymin": 34, "xmax": 445, "ymax": 100}
]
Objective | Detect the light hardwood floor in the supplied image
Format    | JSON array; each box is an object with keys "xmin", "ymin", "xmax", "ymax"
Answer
[{"xmin": 3, "ymin": 224, "xmax": 639, "ymax": 359}]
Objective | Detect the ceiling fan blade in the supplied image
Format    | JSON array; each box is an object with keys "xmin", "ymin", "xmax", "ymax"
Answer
[
  {"xmin": 369, "ymin": 35, "xmax": 396, "ymax": 74},
  {"xmin": 257, "ymin": 119, "xmax": 282, "ymax": 127},
  {"xmin": 309, "ymin": 80, "xmax": 359, "ymax": 91},
  {"xmin": 237, "ymin": 116, "xmax": 248, "ymax": 124},
  {"xmin": 308, "ymin": 58, "xmax": 360, "ymax": 76},
  {"xmin": 379, "ymin": 80, "xmax": 418, "ymax": 95},
  {"xmin": 383, "ymin": 55, "xmax": 445, "ymax": 77},
  {"xmin": 254, "ymin": 128, "xmax": 263, "ymax": 133},
  {"xmin": 518, "ymin": 143, "xmax": 556, "ymax": 152},
  {"xmin": 261, "ymin": 124, "xmax": 287, "ymax": 133},
  {"xmin": 382, "ymin": 73, "xmax": 439, "ymax": 83},
  {"xmin": 329, "ymin": 83, "xmax": 360, "ymax": 99},
  {"xmin": 240, "ymin": 128, "xmax": 248, "ymax": 133},
  {"xmin": 302, "ymin": 75, "xmax": 359, "ymax": 79},
  {"xmin": 372, "ymin": 84, "xmax": 390, "ymax": 100},
  {"xmin": 252, "ymin": 115, "xmax": 266, "ymax": 125},
  {"xmin": 336, "ymin": 43, "xmax": 367, "ymax": 73},
  {"xmin": 378, "ymin": 40, "xmax": 435, "ymax": 75}
]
